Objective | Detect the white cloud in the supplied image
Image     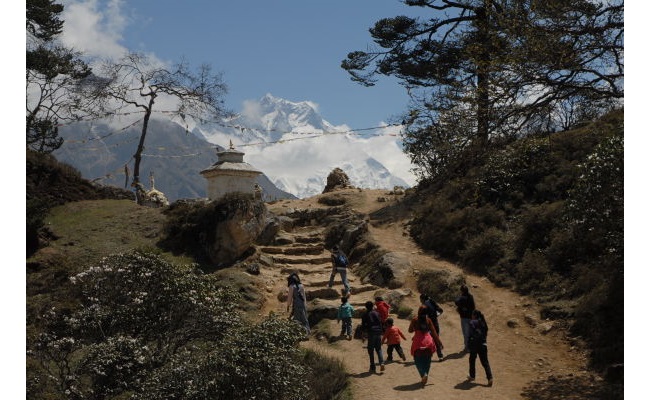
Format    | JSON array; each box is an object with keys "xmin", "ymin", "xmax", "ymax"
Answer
[
  {"xmin": 241, "ymin": 100, "xmax": 263, "ymax": 120},
  {"xmin": 60, "ymin": 0, "xmax": 128, "ymax": 59}
]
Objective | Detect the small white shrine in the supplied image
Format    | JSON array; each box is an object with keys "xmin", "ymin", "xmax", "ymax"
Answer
[{"xmin": 200, "ymin": 141, "xmax": 262, "ymax": 201}]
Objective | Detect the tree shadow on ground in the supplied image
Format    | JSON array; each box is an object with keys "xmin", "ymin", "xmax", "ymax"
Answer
[{"xmin": 521, "ymin": 374, "xmax": 623, "ymax": 400}]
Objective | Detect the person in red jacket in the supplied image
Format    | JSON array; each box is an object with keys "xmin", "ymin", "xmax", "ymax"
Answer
[
  {"xmin": 382, "ymin": 317, "xmax": 407, "ymax": 362},
  {"xmin": 375, "ymin": 296, "xmax": 390, "ymax": 329}
]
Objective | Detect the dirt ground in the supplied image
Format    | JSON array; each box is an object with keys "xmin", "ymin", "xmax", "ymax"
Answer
[{"xmin": 263, "ymin": 189, "xmax": 593, "ymax": 399}]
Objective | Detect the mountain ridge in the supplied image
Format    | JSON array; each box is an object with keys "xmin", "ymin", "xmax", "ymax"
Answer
[
  {"xmin": 54, "ymin": 94, "xmax": 415, "ymax": 200},
  {"xmin": 191, "ymin": 94, "xmax": 414, "ymax": 198}
]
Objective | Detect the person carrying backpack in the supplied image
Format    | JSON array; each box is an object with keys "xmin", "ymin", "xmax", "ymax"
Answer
[
  {"xmin": 361, "ymin": 300, "xmax": 385, "ymax": 373},
  {"xmin": 286, "ymin": 272, "xmax": 310, "ymax": 337},
  {"xmin": 454, "ymin": 285, "xmax": 475, "ymax": 352},
  {"xmin": 328, "ymin": 245, "xmax": 351, "ymax": 296},
  {"xmin": 467, "ymin": 309, "xmax": 493, "ymax": 386},
  {"xmin": 420, "ymin": 293, "xmax": 445, "ymax": 361}
]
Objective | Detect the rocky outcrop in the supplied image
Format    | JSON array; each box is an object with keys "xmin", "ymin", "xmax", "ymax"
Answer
[
  {"xmin": 207, "ymin": 206, "xmax": 268, "ymax": 265},
  {"xmin": 322, "ymin": 167, "xmax": 353, "ymax": 193},
  {"xmin": 362, "ymin": 252, "xmax": 411, "ymax": 289}
]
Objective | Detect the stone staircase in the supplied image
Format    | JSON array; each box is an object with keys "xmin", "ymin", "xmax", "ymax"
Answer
[{"xmin": 258, "ymin": 222, "xmax": 379, "ymax": 325}]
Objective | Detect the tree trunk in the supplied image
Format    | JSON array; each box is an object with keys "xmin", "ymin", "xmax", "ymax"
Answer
[
  {"xmin": 475, "ymin": 0, "xmax": 492, "ymax": 145},
  {"xmin": 132, "ymin": 95, "xmax": 156, "ymax": 204}
]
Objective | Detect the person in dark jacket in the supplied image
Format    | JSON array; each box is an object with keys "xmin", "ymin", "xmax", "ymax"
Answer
[
  {"xmin": 361, "ymin": 300, "xmax": 385, "ymax": 373},
  {"xmin": 467, "ymin": 309, "xmax": 493, "ymax": 386},
  {"xmin": 328, "ymin": 245, "xmax": 351, "ymax": 296},
  {"xmin": 420, "ymin": 293, "xmax": 445, "ymax": 361},
  {"xmin": 454, "ymin": 285, "xmax": 475, "ymax": 351}
]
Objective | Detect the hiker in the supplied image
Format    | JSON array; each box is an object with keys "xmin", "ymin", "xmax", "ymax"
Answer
[
  {"xmin": 361, "ymin": 300, "xmax": 385, "ymax": 373},
  {"xmin": 454, "ymin": 284, "xmax": 475, "ymax": 351},
  {"xmin": 375, "ymin": 296, "xmax": 391, "ymax": 329},
  {"xmin": 409, "ymin": 311, "xmax": 438, "ymax": 387},
  {"xmin": 328, "ymin": 245, "xmax": 351, "ymax": 295},
  {"xmin": 420, "ymin": 293, "xmax": 445, "ymax": 361},
  {"xmin": 408, "ymin": 306, "xmax": 444, "ymax": 352},
  {"xmin": 286, "ymin": 272, "xmax": 310, "ymax": 336},
  {"xmin": 467, "ymin": 309, "xmax": 493, "ymax": 386},
  {"xmin": 337, "ymin": 296, "xmax": 354, "ymax": 340},
  {"xmin": 382, "ymin": 317, "xmax": 407, "ymax": 362}
]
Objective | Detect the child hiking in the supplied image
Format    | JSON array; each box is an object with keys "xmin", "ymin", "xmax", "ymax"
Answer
[
  {"xmin": 382, "ymin": 317, "xmax": 407, "ymax": 362},
  {"xmin": 337, "ymin": 296, "xmax": 354, "ymax": 340},
  {"xmin": 375, "ymin": 296, "xmax": 390, "ymax": 329}
]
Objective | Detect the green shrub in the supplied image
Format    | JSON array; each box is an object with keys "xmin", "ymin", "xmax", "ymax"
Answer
[
  {"xmin": 396, "ymin": 305, "xmax": 414, "ymax": 319},
  {"xmin": 135, "ymin": 315, "xmax": 308, "ymax": 400},
  {"xmin": 160, "ymin": 193, "xmax": 266, "ymax": 266},
  {"xmin": 514, "ymin": 250, "xmax": 563, "ymax": 296},
  {"xmin": 318, "ymin": 194, "xmax": 347, "ymax": 206},
  {"xmin": 459, "ymin": 227, "xmax": 507, "ymax": 274},
  {"xmin": 513, "ymin": 202, "xmax": 565, "ymax": 259},
  {"xmin": 475, "ymin": 136, "xmax": 553, "ymax": 208},
  {"xmin": 411, "ymin": 200, "xmax": 505, "ymax": 260},
  {"xmin": 29, "ymin": 251, "xmax": 315, "ymax": 400},
  {"xmin": 303, "ymin": 349, "xmax": 350, "ymax": 400},
  {"xmin": 416, "ymin": 269, "xmax": 466, "ymax": 303},
  {"xmin": 409, "ymin": 109, "xmax": 624, "ymax": 371}
]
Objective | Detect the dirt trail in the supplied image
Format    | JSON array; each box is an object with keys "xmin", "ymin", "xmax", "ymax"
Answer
[{"xmin": 261, "ymin": 189, "xmax": 589, "ymax": 399}]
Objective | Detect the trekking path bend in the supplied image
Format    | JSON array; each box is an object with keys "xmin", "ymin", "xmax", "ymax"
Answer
[{"xmin": 258, "ymin": 189, "xmax": 590, "ymax": 400}]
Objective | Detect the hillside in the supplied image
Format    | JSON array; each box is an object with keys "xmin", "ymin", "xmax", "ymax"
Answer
[{"xmin": 26, "ymin": 188, "xmax": 621, "ymax": 399}]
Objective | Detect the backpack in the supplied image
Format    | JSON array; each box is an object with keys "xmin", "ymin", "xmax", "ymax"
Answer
[
  {"xmin": 468, "ymin": 322, "xmax": 485, "ymax": 350},
  {"xmin": 334, "ymin": 253, "xmax": 348, "ymax": 268}
]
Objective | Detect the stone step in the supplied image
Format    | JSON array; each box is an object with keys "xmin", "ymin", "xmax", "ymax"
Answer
[
  {"xmin": 294, "ymin": 235, "xmax": 323, "ymax": 244},
  {"xmin": 272, "ymin": 255, "xmax": 331, "ymax": 265},
  {"xmin": 259, "ymin": 244, "xmax": 324, "ymax": 256},
  {"xmin": 277, "ymin": 283, "xmax": 377, "ymax": 303},
  {"xmin": 280, "ymin": 265, "xmax": 332, "ymax": 275}
]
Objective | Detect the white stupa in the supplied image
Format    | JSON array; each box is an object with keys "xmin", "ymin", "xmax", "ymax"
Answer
[{"xmin": 200, "ymin": 141, "xmax": 262, "ymax": 201}]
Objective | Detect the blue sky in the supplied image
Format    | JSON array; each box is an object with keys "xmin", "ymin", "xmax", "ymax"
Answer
[{"xmin": 58, "ymin": 0, "xmax": 431, "ymax": 129}]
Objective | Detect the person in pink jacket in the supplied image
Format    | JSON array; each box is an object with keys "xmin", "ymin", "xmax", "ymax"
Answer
[{"xmin": 409, "ymin": 312, "xmax": 441, "ymax": 387}]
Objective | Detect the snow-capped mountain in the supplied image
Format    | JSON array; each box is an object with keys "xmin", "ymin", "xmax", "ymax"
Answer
[{"xmin": 191, "ymin": 94, "xmax": 416, "ymax": 198}]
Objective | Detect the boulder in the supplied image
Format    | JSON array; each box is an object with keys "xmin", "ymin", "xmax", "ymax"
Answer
[
  {"xmin": 322, "ymin": 167, "xmax": 353, "ymax": 193},
  {"xmin": 256, "ymin": 216, "xmax": 281, "ymax": 246},
  {"xmin": 366, "ymin": 252, "xmax": 411, "ymax": 288},
  {"xmin": 207, "ymin": 207, "xmax": 267, "ymax": 265}
]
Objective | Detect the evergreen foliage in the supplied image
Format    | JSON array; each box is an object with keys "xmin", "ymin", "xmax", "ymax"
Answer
[
  {"xmin": 408, "ymin": 109, "xmax": 623, "ymax": 369},
  {"xmin": 343, "ymin": 0, "xmax": 623, "ymax": 180},
  {"xmin": 26, "ymin": 0, "xmax": 94, "ymax": 153}
]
